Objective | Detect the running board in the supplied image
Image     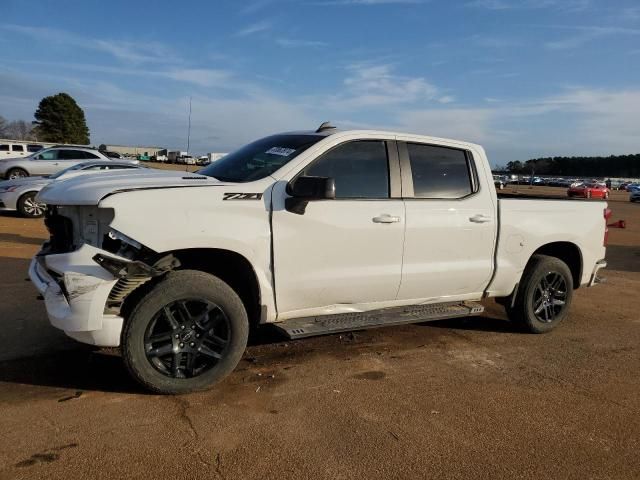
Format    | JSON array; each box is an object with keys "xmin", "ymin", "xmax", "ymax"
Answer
[{"xmin": 274, "ymin": 301, "xmax": 485, "ymax": 339}]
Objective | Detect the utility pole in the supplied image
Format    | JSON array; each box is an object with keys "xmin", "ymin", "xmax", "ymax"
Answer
[{"xmin": 186, "ymin": 96, "xmax": 192, "ymax": 172}]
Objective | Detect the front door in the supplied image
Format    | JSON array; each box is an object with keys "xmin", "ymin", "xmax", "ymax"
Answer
[{"xmin": 272, "ymin": 139, "xmax": 405, "ymax": 318}]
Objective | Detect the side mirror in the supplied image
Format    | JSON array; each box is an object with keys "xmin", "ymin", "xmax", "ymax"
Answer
[{"xmin": 285, "ymin": 176, "xmax": 335, "ymax": 214}]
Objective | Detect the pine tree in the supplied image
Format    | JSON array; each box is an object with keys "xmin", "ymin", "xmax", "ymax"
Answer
[{"xmin": 33, "ymin": 92, "xmax": 90, "ymax": 144}]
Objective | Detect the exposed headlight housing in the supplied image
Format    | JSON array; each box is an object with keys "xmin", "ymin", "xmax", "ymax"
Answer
[{"xmin": 107, "ymin": 229, "xmax": 142, "ymax": 250}]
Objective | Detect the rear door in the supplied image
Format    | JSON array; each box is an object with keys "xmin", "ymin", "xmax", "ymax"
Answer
[
  {"xmin": 56, "ymin": 149, "xmax": 91, "ymax": 171},
  {"xmin": 272, "ymin": 139, "xmax": 405, "ymax": 318},
  {"xmin": 397, "ymin": 140, "xmax": 497, "ymax": 301}
]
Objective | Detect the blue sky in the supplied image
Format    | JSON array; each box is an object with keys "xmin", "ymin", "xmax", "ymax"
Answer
[{"xmin": 1, "ymin": 0, "xmax": 639, "ymax": 164}]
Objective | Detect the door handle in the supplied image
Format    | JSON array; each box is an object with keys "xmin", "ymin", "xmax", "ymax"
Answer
[
  {"xmin": 373, "ymin": 214, "xmax": 401, "ymax": 224},
  {"xmin": 469, "ymin": 214, "xmax": 491, "ymax": 223}
]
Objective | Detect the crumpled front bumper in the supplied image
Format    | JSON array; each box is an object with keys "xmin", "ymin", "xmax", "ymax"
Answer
[{"xmin": 29, "ymin": 244, "xmax": 125, "ymax": 347}]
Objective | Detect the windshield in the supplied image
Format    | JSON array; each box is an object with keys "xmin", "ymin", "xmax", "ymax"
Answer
[
  {"xmin": 49, "ymin": 163, "xmax": 86, "ymax": 179},
  {"xmin": 198, "ymin": 134, "xmax": 324, "ymax": 182}
]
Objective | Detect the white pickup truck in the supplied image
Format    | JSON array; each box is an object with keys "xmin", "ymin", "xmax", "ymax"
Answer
[{"xmin": 30, "ymin": 124, "xmax": 609, "ymax": 393}]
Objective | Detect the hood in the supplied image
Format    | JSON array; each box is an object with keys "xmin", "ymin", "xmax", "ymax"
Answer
[
  {"xmin": 0, "ymin": 176, "xmax": 50, "ymax": 188},
  {"xmin": 37, "ymin": 169, "xmax": 225, "ymax": 205}
]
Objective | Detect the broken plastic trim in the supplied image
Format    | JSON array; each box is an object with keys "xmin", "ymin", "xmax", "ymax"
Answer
[{"xmin": 93, "ymin": 253, "xmax": 175, "ymax": 279}]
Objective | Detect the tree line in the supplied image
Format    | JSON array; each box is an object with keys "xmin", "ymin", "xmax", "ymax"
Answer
[
  {"xmin": 505, "ymin": 155, "xmax": 640, "ymax": 178},
  {"xmin": 1, "ymin": 92, "xmax": 90, "ymax": 144}
]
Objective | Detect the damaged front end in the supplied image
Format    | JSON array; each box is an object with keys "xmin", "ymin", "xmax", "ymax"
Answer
[{"xmin": 31, "ymin": 205, "xmax": 179, "ymax": 347}]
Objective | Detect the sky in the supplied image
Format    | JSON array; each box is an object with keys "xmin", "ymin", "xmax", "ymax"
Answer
[{"xmin": 1, "ymin": 0, "xmax": 639, "ymax": 165}]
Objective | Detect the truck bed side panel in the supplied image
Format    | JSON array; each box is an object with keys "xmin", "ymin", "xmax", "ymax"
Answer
[{"xmin": 487, "ymin": 198, "xmax": 606, "ymax": 297}]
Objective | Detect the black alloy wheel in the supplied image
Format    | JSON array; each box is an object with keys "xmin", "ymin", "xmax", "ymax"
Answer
[
  {"xmin": 144, "ymin": 299, "xmax": 230, "ymax": 379},
  {"xmin": 531, "ymin": 272, "xmax": 567, "ymax": 323}
]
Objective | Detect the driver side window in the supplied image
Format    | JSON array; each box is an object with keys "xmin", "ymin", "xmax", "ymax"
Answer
[
  {"xmin": 302, "ymin": 140, "xmax": 390, "ymax": 199},
  {"xmin": 35, "ymin": 150, "xmax": 58, "ymax": 160}
]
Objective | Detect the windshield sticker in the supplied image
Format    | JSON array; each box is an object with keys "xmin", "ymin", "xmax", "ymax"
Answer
[{"xmin": 265, "ymin": 147, "xmax": 296, "ymax": 157}]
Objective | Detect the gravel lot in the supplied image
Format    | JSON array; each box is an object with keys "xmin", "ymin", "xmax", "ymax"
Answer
[{"xmin": 0, "ymin": 184, "xmax": 638, "ymax": 479}]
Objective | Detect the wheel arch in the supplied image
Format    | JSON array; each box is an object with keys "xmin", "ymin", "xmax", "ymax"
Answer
[
  {"xmin": 120, "ymin": 248, "xmax": 263, "ymax": 330},
  {"xmin": 528, "ymin": 241, "xmax": 583, "ymax": 290}
]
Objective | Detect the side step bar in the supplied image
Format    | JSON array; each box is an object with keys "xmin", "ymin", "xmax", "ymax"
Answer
[{"xmin": 274, "ymin": 301, "xmax": 485, "ymax": 340}]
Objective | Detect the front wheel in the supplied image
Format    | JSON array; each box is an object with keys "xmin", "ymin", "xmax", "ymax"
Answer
[
  {"xmin": 6, "ymin": 168, "xmax": 28, "ymax": 180},
  {"xmin": 122, "ymin": 270, "xmax": 249, "ymax": 394},
  {"xmin": 17, "ymin": 191, "xmax": 46, "ymax": 218},
  {"xmin": 505, "ymin": 255, "xmax": 574, "ymax": 333}
]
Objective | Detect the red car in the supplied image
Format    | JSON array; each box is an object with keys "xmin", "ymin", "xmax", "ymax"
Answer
[{"xmin": 567, "ymin": 182, "xmax": 610, "ymax": 199}]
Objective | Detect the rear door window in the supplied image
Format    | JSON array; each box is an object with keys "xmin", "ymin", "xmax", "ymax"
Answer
[
  {"xmin": 406, "ymin": 143, "xmax": 474, "ymax": 199},
  {"xmin": 302, "ymin": 140, "xmax": 390, "ymax": 199},
  {"xmin": 11, "ymin": 145, "xmax": 25, "ymax": 152},
  {"xmin": 58, "ymin": 150, "xmax": 84, "ymax": 160},
  {"xmin": 0, "ymin": 145, "xmax": 9, "ymax": 151}
]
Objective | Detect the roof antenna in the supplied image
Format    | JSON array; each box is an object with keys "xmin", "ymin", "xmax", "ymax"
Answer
[{"xmin": 316, "ymin": 121, "xmax": 336, "ymax": 133}]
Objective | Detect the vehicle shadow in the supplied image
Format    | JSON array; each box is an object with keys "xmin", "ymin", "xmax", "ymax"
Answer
[
  {"xmin": 421, "ymin": 315, "xmax": 519, "ymax": 333},
  {"xmin": 0, "ymin": 348, "xmax": 147, "ymax": 396},
  {"xmin": 0, "ymin": 232, "xmax": 46, "ymax": 245},
  {"xmin": 605, "ymin": 245, "xmax": 640, "ymax": 273}
]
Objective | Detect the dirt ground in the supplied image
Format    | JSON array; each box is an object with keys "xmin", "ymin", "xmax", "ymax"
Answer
[{"xmin": 0, "ymin": 184, "xmax": 639, "ymax": 479}]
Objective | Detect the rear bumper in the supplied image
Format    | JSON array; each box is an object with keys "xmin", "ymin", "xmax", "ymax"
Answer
[
  {"xmin": 588, "ymin": 259, "xmax": 607, "ymax": 287},
  {"xmin": 29, "ymin": 244, "xmax": 124, "ymax": 347}
]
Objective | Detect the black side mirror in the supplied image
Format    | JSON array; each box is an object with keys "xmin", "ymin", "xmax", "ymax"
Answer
[{"xmin": 285, "ymin": 176, "xmax": 335, "ymax": 214}]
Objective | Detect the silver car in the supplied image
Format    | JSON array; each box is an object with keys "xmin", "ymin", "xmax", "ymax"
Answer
[
  {"xmin": 0, "ymin": 161, "xmax": 147, "ymax": 217},
  {"xmin": 0, "ymin": 146, "xmax": 139, "ymax": 180}
]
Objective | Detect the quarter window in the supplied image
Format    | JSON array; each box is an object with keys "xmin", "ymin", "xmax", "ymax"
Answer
[
  {"xmin": 303, "ymin": 140, "xmax": 390, "ymax": 199},
  {"xmin": 58, "ymin": 150, "xmax": 82, "ymax": 160},
  {"xmin": 407, "ymin": 143, "xmax": 473, "ymax": 198}
]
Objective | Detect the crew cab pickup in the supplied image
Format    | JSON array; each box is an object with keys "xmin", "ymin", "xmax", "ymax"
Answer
[{"xmin": 30, "ymin": 125, "xmax": 609, "ymax": 393}]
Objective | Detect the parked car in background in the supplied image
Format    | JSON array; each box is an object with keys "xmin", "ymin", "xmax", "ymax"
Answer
[
  {"xmin": 0, "ymin": 146, "xmax": 139, "ymax": 179},
  {"xmin": 0, "ymin": 161, "xmax": 147, "ymax": 217},
  {"xmin": 103, "ymin": 151, "xmax": 123, "ymax": 159},
  {"xmin": 197, "ymin": 155, "xmax": 211, "ymax": 166},
  {"xmin": 567, "ymin": 182, "xmax": 610, "ymax": 199},
  {"xmin": 629, "ymin": 187, "xmax": 640, "ymax": 202},
  {"xmin": 493, "ymin": 174, "xmax": 506, "ymax": 190},
  {"xmin": 0, "ymin": 142, "xmax": 45, "ymax": 158}
]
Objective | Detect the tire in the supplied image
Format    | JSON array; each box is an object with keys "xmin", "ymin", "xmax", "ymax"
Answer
[
  {"xmin": 122, "ymin": 270, "xmax": 249, "ymax": 394},
  {"xmin": 505, "ymin": 255, "xmax": 573, "ymax": 334},
  {"xmin": 17, "ymin": 191, "xmax": 46, "ymax": 218},
  {"xmin": 6, "ymin": 167, "xmax": 28, "ymax": 180}
]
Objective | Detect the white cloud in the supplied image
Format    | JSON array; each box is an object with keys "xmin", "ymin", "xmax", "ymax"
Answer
[
  {"xmin": 2, "ymin": 24, "xmax": 177, "ymax": 64},
  {"xmin": 235, "ymin": 20, "xmax": 272, "ymax": 37},
  {"xmin": 313, "ymin": 0, "xmax": 425, "ymax": 5},
  {"xmin": 466, "ymin": 0, "xmax": 591, "ymax": 11},
  {"xmin": 276, "ymin": 38, "xmax": 329, "ymax": 48},
  {"xmin": 544, "ymin": 25, "xmax": 640, "ymax": 50},
  {"xmin": 332, "ymin": 63, "xmax": 440, "ymax": 108}
]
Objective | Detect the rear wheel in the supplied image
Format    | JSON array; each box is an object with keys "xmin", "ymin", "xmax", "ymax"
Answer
[
  {"xmin": 6, "ymin": 168, "xmax": 28, "ymax": 180},
  {"xmin": 505, "ymin": 255, "xmax": 573, "ymax": 333},
  {"xmin": 122, "ymin": 270, "xmax": 249, "ymax": 394},
  {"xmin": 17, "ymin": 191, "xmax": 46, "ymax": 218}
]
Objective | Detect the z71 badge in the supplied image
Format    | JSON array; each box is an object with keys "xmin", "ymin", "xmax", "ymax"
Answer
[{"xmin": 223, "ymin": 193, "xmax": 263, "ymax": 200}]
